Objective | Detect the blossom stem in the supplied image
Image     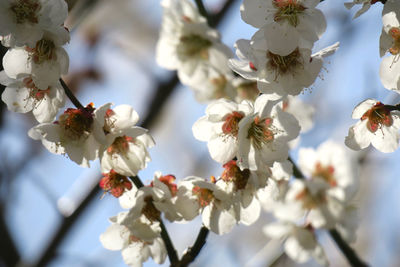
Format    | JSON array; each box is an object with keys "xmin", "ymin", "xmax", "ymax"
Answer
[
  {"xmin": 177, "ymin": 226, "xmax": 210, "ymax": 266},
  {"xmin": 59, "ymin": 78, "xmax": 85, "ymax": 110},
  {"xmin": 128, "ymin": 176, "xmax": 179, "ymax": 265},
  {"xmin": 288, "ymin": 157, "xmax": 369, "ymax": 266},
  {"xmin": 194, "ymin": 0, "xmax": 209, "ymax": 22}
]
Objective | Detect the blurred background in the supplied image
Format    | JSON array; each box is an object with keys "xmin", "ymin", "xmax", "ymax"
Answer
[{"xmin": 1, "ymin": 0, "xmax": 400, "ymax": 266}]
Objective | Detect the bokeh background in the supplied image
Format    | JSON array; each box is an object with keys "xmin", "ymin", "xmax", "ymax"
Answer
[{"xmin": 1, "ymin": 0, "xmax": 400, "ymax": 266}]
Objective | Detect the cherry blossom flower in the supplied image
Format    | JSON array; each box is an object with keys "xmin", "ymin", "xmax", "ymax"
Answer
[
  {"xmin": 175, "ymin": 176, "xmax": 237, "ymax": 234},
  {"xmin": 263, "ymin": 221, "xmax": 328, "ymax": 266},
  {"xmin": 215, "ymin": 160, "xmax": 270, "ymax": 226},
  {"xmin": 345, "ymin": 99, "xmax": 400, "ymax": 153},
  {"xmin": 192, "ymin": 98, "xmax": 253, "ymax": 164},
  {"xmin": 156, "ymin": 0, "xmax": 232, "ymax": 87},
  {"xmin": 0, "ymin": 71, "xmax": 65, "ymax": 122},
  {"xmin": 0, "ymin": 0, "xmax": 68, "ymax": 47},
  {"xmin": 237, "ymin": 94, "xmax": 300, "ymax": 171},
  {"xmin": 100, "ymin": 212, "xmax": 166, "ymax": 267},
  {"xmin": 298, "ymin": 140, "xmax": 358, "ymax": 201},
  {"xmin": 241, "ymin": 0, "xmax": 327, "ymax": 46},
  {"xmin": 379, "ymin": 0, "xmax": 400, "ymax": 92},
  {"xmin": 100, "ymin": 105, "xmax": 155, "ymax": 176},
  {"xmin": 229, "ymin": 32, "xmax": 339, "ymax": 96},
  {"xmin": 187, "ymin": 64, "xmax": 237, "ymax": 103},
  {"xmin": 3, "ymin": 27, "xmax": 70, "ymax": 90},
  {"xmin": 28, "ymin": 103, "xmax": 109, "ymax": 167}
]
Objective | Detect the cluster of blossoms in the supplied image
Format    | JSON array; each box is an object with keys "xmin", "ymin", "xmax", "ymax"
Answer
[
  {"xmin": 0, "ymin": 2, "xmax": 161, "ymax": 266},
  {"xmin": 156, "ymin": 0, "xmax": 260, "ymax": 103},
  {"xmin": 5, "ymin": 0, "xmax": 396, "ymax": 266},
  {"xmin": 345, "ymin": 0, "xmax": 400, "ymax": 153}
]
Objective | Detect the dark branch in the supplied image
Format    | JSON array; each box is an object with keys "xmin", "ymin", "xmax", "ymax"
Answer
[
  {"xmin": 177, "ymin": 226, "xmax": 210, "ymax": 266},
  {"xmin": 194, "ymin": 0, "xmax": 210, "ymax": 22},
  {"xmin": 329, "ymin": 229, "xmax": 369, "ymax": 267},
  {"xmin": 288, "ymin": 156, "xmax": 305, "ymax": 179},
  {"xmin": 59, "ymin": 78, "xmax": 85, "ymax": 110}
]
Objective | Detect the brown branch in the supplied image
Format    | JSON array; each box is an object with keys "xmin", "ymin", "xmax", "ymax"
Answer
[
  {"xmin": 329, "ymin": 229, "xmax": 369, "ymax": 267},
  {"xmin": 177, "ymin": 226, "xmax": 210, "ymax": 266},
  {"xmin": 59, "ymin": 78, "xmax": 85, "ymax": 110}
]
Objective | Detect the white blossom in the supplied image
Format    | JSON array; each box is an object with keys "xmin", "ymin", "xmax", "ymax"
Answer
[
  {"xmin": 192, "ymin": 98, "xmax": 253, "ymax": 164},
  {"xmin": 263, "ymin": 221, "xmax": 328, "ymax": 266},
  {"xmin": 0, "ymin": 0, "xmax": 68, "ymax": 47},
  {"xmin": 3, "ymin": 27, "xmax": 70, "ymax": 89},
  {"xmin": 0, "ymin": 70, "xmax": 65, "ymax": 122},
  {"xmin": 229, "ymin": 33, "xmax": 339, "ymax": 96},
  {"xmin": 28, "ymin": 103, "xmax": 109, "ymax": 167},
  {"xmin": 241, "ymin": 0, "xmax": 327, "ymax": 47},
  {"xmin": 100, "ymin": 212, "xmax": 166, "ymax": 267},
  {"xmin": 379, "ymin": 0, "xmax": 400, "ymax": 92},
  {"xmin": 237, "ymin": 94, "xmax": 300, "ymax": 171},
  {"xmin": 175, "ymin": 176, "xmax": 237, "ymax": 234},
  {"xmin": 156, "ymin": 0, "xmax": 232, "ymax": 88},
  {"xmin": 100, "ymin": 105, "xmax": 155, "ymax": 176},
  {"xmin": 345, "ymin": 99, "xmax": 400, "ymax": 153}
]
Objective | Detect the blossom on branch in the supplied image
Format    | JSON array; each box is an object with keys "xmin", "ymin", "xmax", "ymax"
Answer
[
  {"xmin": 0, "ymin": 0, "xmax": 68, "ymax": 47},
  {"xmin": 345, "ymin": 99, "xmax": 400, "ymax": 153},
  {"xmin": 28, "ymin": 103, "xmax": 109, "ymax": 167},
  {"xmin": 100, "ymin": 105, "xmax": 155, "ymax": 177},
  {"xmin": 100, "ymin": 212, "xmax": 166, "ymax": 267},
  {"xmin": 0, "ymin": 70, "xmax": 65, "ymax": 122}
]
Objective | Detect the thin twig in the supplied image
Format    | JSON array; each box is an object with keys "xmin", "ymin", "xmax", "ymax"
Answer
[
  {"xmin": 329, "ymin": 229, "xmax": 369, "ymax": 267},
  {"xmin": 194, "ymin": 0, "xmax": 209, "ymax": 22},
  {"xmin": 177, "ymin": 226, "xmax": 210, "ymax": 266},
  {"xmin": 59, "ymin": 78, "xmax": 85, "ymax": 110}
]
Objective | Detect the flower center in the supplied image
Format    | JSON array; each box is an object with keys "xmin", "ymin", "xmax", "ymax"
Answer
[
  {"xmin": 23, "ymin": 77, "xmax": 49, "ymax": 100},
  {"xmin": 266, "ymin": 48, "xmax": 303, "ymax": 78},
  {"xmin": 222, "ymin": 111, "xmax": 245, "ymax": 137},
  {"xmin": 247, "ymin": 116, "xmax": 275, "ymax": 150},
  {"xmin": 57, "ymin": 104, "xmax": 94, "ymax": 141},
  {"xmin": 312, "ymin": 162, "xmax": 337, "ymax": 187},
  {"xmin": 192, "ymin": 186, "xmax": 214, "ymax": 207},
  {"xmin": 142, "ymin": 196, "xmax": 161, "ymax": 221},
  {"xmin": 107, "ymin": 136, "xmax": 134, "ymax": 156},
  {"xmin": 10, "ymin": 0, "xmax": 40, "ymax": 24},
  {"xmin": 273, "ymin": 0, "xmax": 306, "ymax": 27},
  {"xmin": 389, "ymin": 27, "xmax": 400, "ymax": 56},
  {"xmin": 295, "ymin": 187, "xmax": 325, "ymax": 210},
  {"xmin": 221, "ymin": 160, "xmax": 250, "ymax": 190},
  {"xmin": 178, "ymin": 34, "xmax": 212, "ymax": 60},
  {"xmin": 99, "ymin": 170, "xmax": 133, "ymax": 198},
  {"xmin": 361, "ymin": 102, "xmax": 393, "ymax": 133},
  {"xmin": 27, "ymin": 39, "xmax": 57, "ymax": 64}
]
